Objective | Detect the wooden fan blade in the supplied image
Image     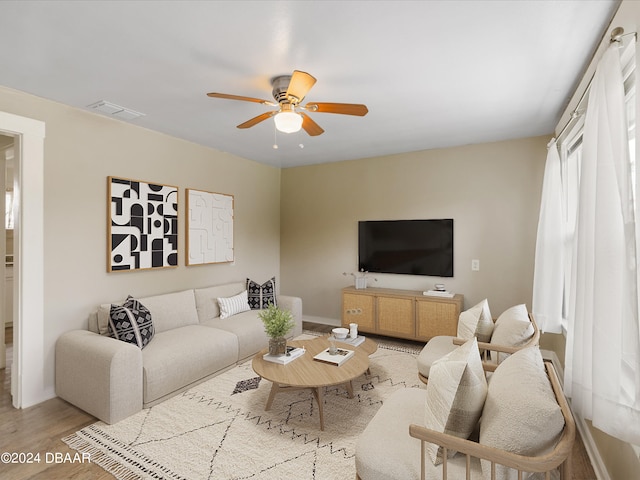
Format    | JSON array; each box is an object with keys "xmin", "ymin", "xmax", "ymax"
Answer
[
  {"xmin": 304, "ymin": 102, "xmax": 368, "ymax": 116},
  {"xmin": 286, "ymin": 70, "xmax": 317, "ymax": 103},
  {"xmin": 300, "ymin": 113, "xmax": 324, "ymax": 136},
  {"xmin": 237, "ymin": 111, "xmax": 276, "ymax": 129},
  {"xmin": 207, "ymin": 92, "xmax": 277, "ymax": 106}
]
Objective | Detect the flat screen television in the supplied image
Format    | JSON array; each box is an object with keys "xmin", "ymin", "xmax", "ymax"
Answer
[{"xmin": 358, "ymin": 219, "xmax": 453, "ymax": 277}]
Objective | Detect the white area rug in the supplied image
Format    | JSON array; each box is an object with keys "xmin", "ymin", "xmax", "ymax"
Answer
[{"xmin": 63, "ymin": 336, "xmax": 422, "ymax": 480}]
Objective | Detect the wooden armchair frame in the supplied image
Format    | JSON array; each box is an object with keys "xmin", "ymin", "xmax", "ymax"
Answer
[
  {"xmin": 418, "ymin": 313, "xmax": 540, "ymax": 384},
  {"xmin": 411, "ymin": 362, "xmax": 573, "ymax": 480},
  {"xmin": 356, "ymin": 361, "xmax": 575, "ymax": 480}
]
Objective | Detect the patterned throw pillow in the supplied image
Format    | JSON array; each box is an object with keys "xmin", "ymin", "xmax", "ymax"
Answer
[
  {"xmin": 108, "ymin": 296, "xmax": 155, "ymax": 349},
  {"xmin": 424, "ymin": 337, "xmax": 487, "ymax": 465},
  {"xmin": 457, "ymin": 299, "xmax": 494, "ymax": 343},
  {"xmin": 218, "ymin": 290, "xmax": 251, "ymax": 319},
  {"xmin": 246, "ymin": 277, "xmax": 277, "ymax": 309}
]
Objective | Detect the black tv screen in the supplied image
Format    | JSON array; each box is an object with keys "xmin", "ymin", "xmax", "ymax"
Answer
[{"xmin": 358, "ymin": 219, "xmax": 453, "ymax": 277}]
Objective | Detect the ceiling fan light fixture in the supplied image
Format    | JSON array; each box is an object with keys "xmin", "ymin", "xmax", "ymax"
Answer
[
  {"xmin": 207, "ymin": 69, "xmax": 367, "ymax": 137},
  {"xmin": 274, "ymin": 111, "xmax": 303, "ymax": 133}
]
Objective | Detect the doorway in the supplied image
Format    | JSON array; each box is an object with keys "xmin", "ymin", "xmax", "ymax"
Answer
[
  {"xmin": 0, "ymin": 111, "xmax": 45, "ymax": 409},
  {"xmin": 1, "ymin": 135, "xmax": 14, "ymax": 378}
]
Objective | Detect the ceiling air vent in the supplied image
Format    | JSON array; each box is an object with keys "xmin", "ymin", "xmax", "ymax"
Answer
[{"xmin": 86, "ymin": 101, "xmax": 145, "ymax": 120}]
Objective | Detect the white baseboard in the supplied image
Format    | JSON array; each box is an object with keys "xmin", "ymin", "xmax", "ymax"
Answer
[
  {"xmin": 541, "ymin": 349, "xmax": 611, "ymax": 480},
  {"xmin": 302, "ymin": 315, "xmax": 341, "ymax": 327}
]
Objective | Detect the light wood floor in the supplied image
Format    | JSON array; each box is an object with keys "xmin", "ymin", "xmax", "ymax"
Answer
[{"xmin": 0, "ymin": 324, "xmax": 597, "ymax": 480}]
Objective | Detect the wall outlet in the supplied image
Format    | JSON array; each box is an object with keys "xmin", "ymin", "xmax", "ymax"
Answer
[{"xmin": 471, "ymin": 259, "xmax": 480, "ymax": 271}]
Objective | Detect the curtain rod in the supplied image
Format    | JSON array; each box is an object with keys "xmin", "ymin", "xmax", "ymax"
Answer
[{"xmin": 555, "ymin": 27, "xmax": 637, "ymax": 141}]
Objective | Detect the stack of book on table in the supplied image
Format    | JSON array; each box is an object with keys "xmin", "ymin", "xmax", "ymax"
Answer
[
  {"xmin": 263, "ymin": 346, "xmax": 305, "ymax": 364},
  {"xmin": 423, "ymin": 290, "xmax": 455, "ymax": 298},
  {"xmin": 313, "ymin": 347, "xmax": 355, "ymax": 366},
  {"xmin": 337, "ymin": 335, "xmax": 365, "ymax": 347}
]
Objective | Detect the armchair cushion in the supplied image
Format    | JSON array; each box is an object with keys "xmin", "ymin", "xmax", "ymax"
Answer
[
  {"xmin": 457, "ymin": 299, "xmax": 493, "ymax": 343},
  {"xmin": 490, "ymin": 304, "xmax": 534, "ymax": 362},
  {"xmin": 416, "ymin": 335, "xmax": 458, "ymax": 379},
  {"xmin": 356, "ymin": 388, "xmax": 425, "ymax": 480},
  {"xmin": 479, "ymin": 346, "xmax": 564, "ymax": 480},
  {"xmin": 424, "ymin": 337, "xmax": 487, "ymax": 465}
]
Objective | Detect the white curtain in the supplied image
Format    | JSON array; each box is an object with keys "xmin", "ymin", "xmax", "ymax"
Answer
[
  {"xmin": 532, "ymin": 139, "xmax": 564, "ymax": 333},
  {"xmin": 564, "ymin": 42, "xmax": 640, "ymax": 444}
]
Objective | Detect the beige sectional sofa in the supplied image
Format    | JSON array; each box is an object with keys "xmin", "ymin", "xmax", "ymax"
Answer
[{"xmin": 55, "ymin": 282, "xmax": 302, "ymax": 424}]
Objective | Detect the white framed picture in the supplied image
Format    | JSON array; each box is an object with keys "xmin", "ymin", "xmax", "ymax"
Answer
[{"xmin": 186, "ymin": 189, "xmax": 234, "ymax": 265}]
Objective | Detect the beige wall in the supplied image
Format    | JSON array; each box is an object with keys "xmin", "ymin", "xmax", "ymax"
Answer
[
  {"xmin": 280, "ymin": 135, "xmax": 547, "ymax": 321},
  {"xmin": 588, "ymin": 419, "xmax": 639, "ymax": 480},
  {"xmin": 0, "ymin": 85, "xmax": 282, "ymax": 396}
]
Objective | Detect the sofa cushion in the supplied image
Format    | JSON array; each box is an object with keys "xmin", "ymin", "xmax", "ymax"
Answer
[
  {"xmin": 424, "ymin": 337, "xmax": 487, "ymax": 465},
  {"xmin": 356, "ymin": 388, "xmax": 482, "ymax": 480},
  {"xmin": 480, "ymin": 347, "xmax": 564, "ymax": 480},
  {"xmin": 218, "ymin": 290, "xmax": 251, "ymax": 319},
  {"xmin": 194, "ymin": 282, "xmax": 245, "ymax": 322},
  {"xmin": 457, "ymin": 299, "xmax": 493, "ymax": 343},
  {"xmin": 246, "ymin": 277, "xmax": 277, "ymax": 309},
  {"xmin": 141, "ymin": 325, "xmax": 239, "ymax": 404},
  {"xmin": 107, "ymin": 296, "xmax": 155, "ymax": 349},
  {"xmin": 490, "ymin": 304, "xmax": 533, "ymax": 362},
  {"xmin": 201, "ymin": 309, "xmax": 268, "ymax": 360},
  {"xmin": 137, "ymin": 289, "xmax": 200, "ymax": 333}
]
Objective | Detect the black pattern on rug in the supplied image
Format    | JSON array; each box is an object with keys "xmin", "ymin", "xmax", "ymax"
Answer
[{"xmin": 232, "ymin": 376, "xmax": 261, "ymax": 395}]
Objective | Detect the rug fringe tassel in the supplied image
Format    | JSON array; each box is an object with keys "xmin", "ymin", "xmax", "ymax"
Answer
[{"xmin": 62, "ymin": 434, "xmax": 141, "ymax": 480}]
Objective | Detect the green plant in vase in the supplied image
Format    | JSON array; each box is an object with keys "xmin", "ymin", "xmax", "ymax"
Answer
[{"xmin": 259, "ymin": 303, "xmax": 295, "ymax": 356}]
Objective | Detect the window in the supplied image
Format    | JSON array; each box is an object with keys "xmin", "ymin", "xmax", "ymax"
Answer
[
  {"xmin": 559, "ymin": 128, "xmax": 582, "ymax": 327},
  {"xmin": 558, "ymin": 41, "xmax": 636, "ymax": 331}
]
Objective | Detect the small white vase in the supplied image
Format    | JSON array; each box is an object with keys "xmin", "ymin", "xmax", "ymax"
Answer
[{"xmin": 350, "ymin": 323, "xmax": 358, "ymax": 339}]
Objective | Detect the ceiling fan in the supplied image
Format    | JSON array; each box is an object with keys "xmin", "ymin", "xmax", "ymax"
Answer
[{"xmin": 207, "ymin": 70, "xmax": 368, "ymax": 136}]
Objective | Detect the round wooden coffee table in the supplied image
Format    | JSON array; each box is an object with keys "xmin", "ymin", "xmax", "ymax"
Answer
[{"xmin": 252, "ymin": 336, "xmax": 376, "ymax": 430}]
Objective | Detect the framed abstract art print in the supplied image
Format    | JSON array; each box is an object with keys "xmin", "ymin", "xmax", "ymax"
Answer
[
  {"xmin": 186, "ymin": 188, "xmax": 234, "ymax": 265},
  {"xmin": 108, "ymin": 176, "xmax": 178, "ymax": 272}
]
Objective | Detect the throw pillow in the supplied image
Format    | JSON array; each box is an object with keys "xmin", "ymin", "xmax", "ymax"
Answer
[
  {"xmin": 424, "ymin": 337, "xmax": 487, "ymax": 465},
  {"xmin": 97, "ymin": 303, "xmax": 115, "ymax": 335},
  {"xmin": 246, "ymin": 277, "xmax": 277, "ymax": 309},
  {"xmin": 490, "ymin": 304, "xmax": 534, "ymax": 362},
  {"xmin": 456, "ymin": 299, "xmax": 494, "ymax": 343},
  {"xmin": 479, "ymin": 347, "xmax": 564, "ymax": 480},
  {"xmin": 108, "ymin": 296, "xmax": 155, "ymax": 349},
  {"xmin": 218, "ymin": 290, "xmax": 251, "ymax": 319}
]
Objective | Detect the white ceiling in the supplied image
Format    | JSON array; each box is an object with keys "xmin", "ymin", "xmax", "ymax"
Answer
[{"xmin": 0, "ymin": 1, "xmax": 619, "ymax": 168}]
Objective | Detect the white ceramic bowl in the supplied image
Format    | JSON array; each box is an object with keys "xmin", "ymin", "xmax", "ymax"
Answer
[{"xmin": 332, "ymin": 327, "xmax": 349, "ymax": 339}]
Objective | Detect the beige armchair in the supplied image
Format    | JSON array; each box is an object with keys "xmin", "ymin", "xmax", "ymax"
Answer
[
  {"xmin": 356, "ymin": 346, "xmax": 574, "ymax": 480},
  {"xmin": 417, "ymin": 309, "xmax": 540, "ymax": 384}
]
